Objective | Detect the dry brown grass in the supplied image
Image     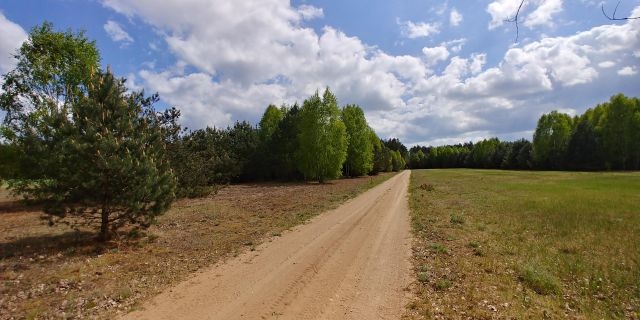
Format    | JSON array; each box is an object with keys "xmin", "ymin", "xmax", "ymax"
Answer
[{"xmin": 0, "ymin": 173, "xmax": 395, "ymax": 319}]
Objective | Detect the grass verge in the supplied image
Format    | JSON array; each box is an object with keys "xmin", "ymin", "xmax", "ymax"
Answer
[{"xmin": 404, "ymin": 169, "xmax": 640, "ymax": 319}]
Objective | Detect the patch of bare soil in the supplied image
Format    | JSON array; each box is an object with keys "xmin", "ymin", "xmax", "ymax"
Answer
[{"xmin": 0, "ymin": 173, "xmax": 394, "ymax": 319}]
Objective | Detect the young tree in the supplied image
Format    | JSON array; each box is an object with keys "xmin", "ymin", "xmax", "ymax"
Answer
[
  {"xmin": 297, "ymin": 88, "xmax": 348, "ymax": 182},
  {"xmin": 10, "ymin": 71, "xmax": 176, "ymax": 241},
  {"xmin": 0, "ymin": 22, "xmax": 175, "ymax": 240},
  {"xmin": 341, "ymin": 104, "xmax": 373, "ymax": 177}
]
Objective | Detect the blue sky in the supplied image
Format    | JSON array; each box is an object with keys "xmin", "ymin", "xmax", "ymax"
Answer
[{"xmin": 1, "ymin": 0, "xmax": 639, "ymax": 146}]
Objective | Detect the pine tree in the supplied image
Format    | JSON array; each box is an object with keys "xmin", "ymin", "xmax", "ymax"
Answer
[
  {"xmin": 13, "ymin": 70, "xmax": 176, "ymax": 241},
  {"xmin": 256, "ymin": 104, "xmax": 284, "ymax": 179},
  {"xmin": 272, "ymin": 104, "xmax": 303, "ymax": 179}
]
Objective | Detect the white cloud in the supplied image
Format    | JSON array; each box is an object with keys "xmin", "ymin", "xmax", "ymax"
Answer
[
  {"xmin": 101, "ymin": 0, "xmax": 640, "ymax": 146},
  {"xmin": 397, "ymin": 19, "xmax": 440, "ymax": 38},
  {"xmin": 431, "ymin": 1, "xmax": 449, "ymax": 16},
  {"xmin": 487, "ymin": 0, "xmax": 563, "ymax": 30},
  {"xmin": 487, "ymin": 0, "xmax": 523, "ymax": 29},
  {"xmin": 557, "ymin": 108, "xmax": 577, "ymax": 116},
  {"xmin": 104, "ymin": 20, "xmax": 134, "ymax": 44},
  {"xmin": 101, "ymin": 0, "xmax": 428, "ymax": 131},
  {"xmin": 469, "ymin": 53, "xmax": 487, "ymax": 74},
  {"xmin": 297, "ymin": 5, "xmax": 323, "ymax": 20},
  {"xmin": 443, "ymin": 38, "xmax": 467, "ymax": 53},
  {"xmin": 618, "ymin": 66, "xmax": 637, "ymax": 76},
  {"xmin": 525, "ymin": 0, "xmax": 563, "ymax": 28},
  {"xmin": 598, "ymin": 60, "xmax": 615, "ymax": 68},
  {"xmin": 450, "ymin": 8, "xmax": 463, "ymax": 27},
  {"xmin": 0, "ymin": 12, "xmax": 27, "ymax": 75},
  {"xmin": 422, "ymin": 46, "xmax": 449, "ymax": 64}
]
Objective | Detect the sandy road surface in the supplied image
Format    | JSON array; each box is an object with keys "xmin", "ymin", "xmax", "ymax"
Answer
[{"xmin": 123, "ymin": 170, "xmax": 412, "ymax": 320}]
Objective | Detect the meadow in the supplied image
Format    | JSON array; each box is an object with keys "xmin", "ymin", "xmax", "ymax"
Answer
[{"xmin": 405, "ymin": 169, "xmax": 640, "ymax": 319}]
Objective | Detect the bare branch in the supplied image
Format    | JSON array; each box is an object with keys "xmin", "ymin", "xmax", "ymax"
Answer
[
  {"xmin": 505, "ymin": 0, "xmax": 526, "ymax": 43},
  {"xmin": 506, "ymin": 0, "xmax": 639, "ymax": 43},
  {"xmin": 602, "ymin": 0, "xmax": 640, "ymax": 20}
]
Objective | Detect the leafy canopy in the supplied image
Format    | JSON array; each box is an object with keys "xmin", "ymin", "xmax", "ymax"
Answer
[
  {"xmin": 341, "ymin": 104, "xmax": 373, "ymax": 177},
  {"xmin": 297, "ymin": 88, "xmax": 348, "ymax": 182}
]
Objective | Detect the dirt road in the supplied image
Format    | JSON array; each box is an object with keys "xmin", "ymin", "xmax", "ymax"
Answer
[{"xmin": 123, "ymin": 170, "xmax": 412, "ymax": 320}]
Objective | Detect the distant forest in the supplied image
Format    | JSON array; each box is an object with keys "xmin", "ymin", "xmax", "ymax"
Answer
[
  {"xmin": 157, "ymin": 90, "xmax": 407, "ymax": 197},
  {"xmin": 408, "ymin": 94, "xmax": 640, "ymax": 171}
]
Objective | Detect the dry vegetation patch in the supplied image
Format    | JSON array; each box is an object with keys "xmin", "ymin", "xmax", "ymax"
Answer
[
  {"xmin": 404, "ymin": 169, "xmax": 640, "ymax": 319},
  {"xmin": 0, "ymin": 173, "xmax": 394, "ymax": 319}
]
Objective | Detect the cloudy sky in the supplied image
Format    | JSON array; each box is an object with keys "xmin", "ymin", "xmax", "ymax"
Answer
[{"xmin": 1, "ymin": 0, "xmax": 639, "ymax": 146}]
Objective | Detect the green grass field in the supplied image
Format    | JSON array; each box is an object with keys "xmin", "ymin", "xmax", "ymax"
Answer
[{"xmin": 405, "ymin": 169, "xmax": 640, "ymax": 319}]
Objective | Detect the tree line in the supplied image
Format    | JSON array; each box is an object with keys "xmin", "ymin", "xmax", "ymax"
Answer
[
  {"xmin": 0, "ymin": 23, "xmax": 405, "ymax": 240},
  {"xmin": 165, "ymin": 90, "xmax": 406, "ymax": 198},
  {"xmin": 408, "ymin": 94, "xmax": 640, "ymax": 171}
]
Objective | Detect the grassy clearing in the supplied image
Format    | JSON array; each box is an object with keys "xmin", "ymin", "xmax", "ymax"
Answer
[
  {"xmin": 0, "ymin": 172, "xmax": 395, "ymax": 319},
  {"xmin": 404, "ymin": 169, "xmax": 640, "ymax": 319}
]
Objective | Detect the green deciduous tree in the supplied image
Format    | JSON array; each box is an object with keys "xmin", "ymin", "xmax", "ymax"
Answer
[
  {"xmin": 1, "ymin": 22, "xmax": 101, "ymax": 182},
  {"xmin": 297, "ymin": 88, "xmax": 348, "ymax": 182},
  {"xmin": 409, "ymin": 149, "xmax": 426, "ymax": 169},
  {"xmin": 384, "ymin": 138, "xmax": 408, "ymax": 164},
  {"xmin": 566, "ymin": 118, "xmax": 602, "ymax": 170},
  {"xmin": 1, "ymin": 22, "xmax": 100, "ymax": 130},
  {"xmin": 341, "ymin": 104, "xmax": 373, "ymax": 177},
  {"xmin": 466, "ymin": 138, "xmax": 502, "ymax": 168},
  {"xmin": 259, "ymin": 104, "xmax": 284, "ymax": 142},
  {"xmin": 391, "ymin": 150, "xmax": 405, "ymax": 171},
  {"xmin": 501, "ymin": 139, "xmax": 532, "ymax": 169},
  {"xmin": 532, "ymin": 111, "xmax": 573, "ymax": 169},
  {"xmin": 599, "ymin": 94, "xmax": 640, "ymax": 170}
]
